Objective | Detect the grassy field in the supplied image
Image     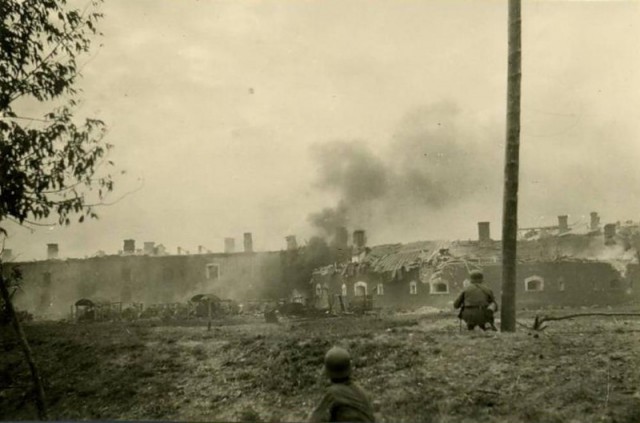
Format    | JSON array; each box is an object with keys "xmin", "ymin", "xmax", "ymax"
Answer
[{"xmin": 1, "ymin": 309, "xmax": 640, "ymax": 422}]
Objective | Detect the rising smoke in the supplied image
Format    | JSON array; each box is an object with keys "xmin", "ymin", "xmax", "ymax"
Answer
[{"xmin": 308, "ymin": 102, "xmax": 501, "ymax": 243}]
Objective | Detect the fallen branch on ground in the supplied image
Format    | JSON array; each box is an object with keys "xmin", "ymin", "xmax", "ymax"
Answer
[{"xmin": 533, "ymin": 312, "xmax": 640, "ymax": 331}]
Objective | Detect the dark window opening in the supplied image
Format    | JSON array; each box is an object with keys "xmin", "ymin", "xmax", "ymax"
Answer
[
  {"xmin": 525, "ymin": 278, "xmax": 544, "ymax": 292},
  {"xmin": 354, "ymin": 282, "xmax": 367, "ymax": 296},
  {"xmin": 206, "ymin": 264, "xmax": 220, "ymax": 280},
  {"xmin": 39, "ymin": 272, "xmax": 52, "ymax": 311},
  {"xmin": 432, "ymin": 282, "xmax": 449, "ymax": 294}
]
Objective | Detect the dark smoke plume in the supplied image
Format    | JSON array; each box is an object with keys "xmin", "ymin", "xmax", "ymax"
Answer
[
  {"xmin": 312, "ymin": 141, "xmax": 390, "ymax": 206},
  {"xmin": 307, "ymin": 201, "xmax": 349, "ymax": 239},
  {"xmin": 308, "ymin": 102, "xmax": 501, "ymax": 242}
]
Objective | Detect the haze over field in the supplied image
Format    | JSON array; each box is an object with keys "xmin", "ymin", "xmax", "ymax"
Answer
[{"xmin": 6, "ymin": 0, "xmax": 640, "ymax": 260}]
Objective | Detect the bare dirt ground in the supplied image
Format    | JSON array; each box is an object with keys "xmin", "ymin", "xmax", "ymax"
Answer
[{"xmin": 1, "ymin": 308, "xmax": 640, "ymax": 423}]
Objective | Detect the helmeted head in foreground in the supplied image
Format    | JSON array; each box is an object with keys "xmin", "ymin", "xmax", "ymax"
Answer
[
  {"xmin": 470, "ymin": 270, "xmax": 484, "ymax": 282},
  {"xmin": 324, "ymin": 346, "xmax": 352, "ymax": 380}
]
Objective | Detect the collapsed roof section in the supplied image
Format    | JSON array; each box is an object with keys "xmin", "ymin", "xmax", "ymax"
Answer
[{"xmin": 312, "ymin": 225, "xmax": 640, "ymax": 284}]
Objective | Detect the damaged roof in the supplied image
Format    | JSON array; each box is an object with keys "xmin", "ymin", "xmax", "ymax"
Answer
[
  {"xmin": 311, "ymin": 224, "xmax": 640, "ymax": 282},
  {"xmin": 364, "ymin": 241, "xmax": 439, "ymax": 274},
  {"xmin": 367, "ymin": 238, "xmax": 636, "ymax": 277}
]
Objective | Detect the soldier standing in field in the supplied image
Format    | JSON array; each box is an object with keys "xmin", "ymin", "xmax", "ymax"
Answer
[
  {"xmin": 453, "ymin": 270, "xmax": 499, "ymax": 331},
  {"xmin": 308, "ymin": 346, "xmax": 376, "ymax": 423}
]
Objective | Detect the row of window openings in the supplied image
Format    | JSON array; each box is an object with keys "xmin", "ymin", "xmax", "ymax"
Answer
[
  {"xmin": 316, "ymin": 281, "xmax": 449, "ymax": 297},
  {"xmin": 526, "ymin": 277, "xmax": 625, "ymax": 292},
  {"xmin": 42, "ymin": 269, "xmax": 625, "ymax": 292},
  {"xmin": 40, "ymin": 266, "xmax": 220, "ymax": 285},
  {"xmin": 133, "ymin": 264, "xmax": 227, "ymax": 281},
  {"xmin": 316, "ymin": 278, "xmax": 626, "ymax": 296},
  {"xmin": 42, "ymin": 264, "xmax": 224, "ymax": 283},
  {"xmin": 118, "ymin": 264, "xmax": 222, "ymax": 282}
]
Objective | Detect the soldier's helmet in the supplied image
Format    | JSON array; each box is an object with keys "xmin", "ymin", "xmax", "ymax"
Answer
[
  {"xmin": 324, "ymin": 346, "xmax": 352, "ymax": 380},
  {"xmin": 470, "ymin": 270, "xmax": 484, "ymax": 281}
]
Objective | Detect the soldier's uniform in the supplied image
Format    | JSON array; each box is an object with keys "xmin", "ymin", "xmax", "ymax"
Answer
[
  {"xmin": 453, "ymin": 270, "xmax": 498, "ymax": 331},
  {"xmin": 309, "ymin": 347, "xmax": 376, "ymax": 423}
]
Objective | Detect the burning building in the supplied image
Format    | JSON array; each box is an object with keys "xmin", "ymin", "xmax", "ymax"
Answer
[
  {"xmin": 311, "ymin": 217, "xmax": 640, "ymax": 311},
  {"xmin": 8, "ymin": 213, "xmax": 640, "ymax": 318}
]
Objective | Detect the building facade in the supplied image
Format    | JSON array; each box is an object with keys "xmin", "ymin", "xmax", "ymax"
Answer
[
  {"xmin": 313, "ymin": 260, "xmax": 638, "ymax": 311},
  {"xmin": 9, "ymin": 250, "xmax": 285, "ymax": 319},
  {"xmin": 311, "ymin": 219, "xmax": 640, "ymax": 311}
]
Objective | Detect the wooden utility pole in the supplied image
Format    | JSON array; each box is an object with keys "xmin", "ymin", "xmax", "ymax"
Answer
[{"xmin": 501, "ymin": 0, "xmax": 522, "ymax": 332}]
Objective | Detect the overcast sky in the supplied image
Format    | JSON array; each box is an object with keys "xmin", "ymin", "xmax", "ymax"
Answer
[{"xmin": 6, "ymin": 0, "xmax": 640, "ymax": 260}]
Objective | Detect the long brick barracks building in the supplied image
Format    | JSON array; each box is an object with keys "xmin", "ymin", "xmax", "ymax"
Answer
[{"xmin": 6, "ymin": 213, "xmax": 640, "ymax": 318}]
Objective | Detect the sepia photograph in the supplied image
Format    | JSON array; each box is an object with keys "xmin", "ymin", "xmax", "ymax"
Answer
[{"xmin": 1, "ymin": 0, "xmax": 639, "ymax": 422}]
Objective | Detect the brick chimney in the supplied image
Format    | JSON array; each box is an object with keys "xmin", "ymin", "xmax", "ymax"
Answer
[
  {"xmin": 590, "ymin": 212, "xmax": 600, "ymax": 231},
  {"xmin": 353, "ymin": 230, "xmax": 366, "ymax": 249},
  {"xmin": 285, "ymin": 235, "xmax": 298, "ymax": 251},
  {"xmin": 478, "ymin": 222, "xmax": 491, "ymax": 242},
  {"xmin": 47, "ymin": 243, "xmax": 59, "ymax": 260},
  {"xmin": 244, "ymin": 233, "xmax": 253, "ymax": 253},
  {"xmin": 224, "ymin": 238, "xmax": 235, "ymax": 253},
  {"xmin": 558, "ymin": 215, "xmax": 569, "ymax": 233},
  {"xmin": 123, "ymin": 239, "xmax": 135, "ymax": 255},
  {"xmin": 143, "ymin": 242, "xmax": 155, "ymax": 255},
  {"xmin": 604, "ymin": 223, "xmax": 616, "ymax": 245}
]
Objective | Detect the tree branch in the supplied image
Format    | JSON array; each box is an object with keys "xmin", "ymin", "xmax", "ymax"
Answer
[
  {"xmin": 0, "ymin": 116, "xmax": 50, "ymax": 123},
  {"xmin": 533, "ymin": 312, "xmax": 640, "ymax": 331},
  {"xmin": 8, "ymin": 1, "xmax": 95, "ymax": 105},
  {"xmin": 81, "ymin": 178, "xmax": 144, "ymax": 207},
  {"xmin": 6, "ymin": 216, "xmax": 57, "ymax": 229}
]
